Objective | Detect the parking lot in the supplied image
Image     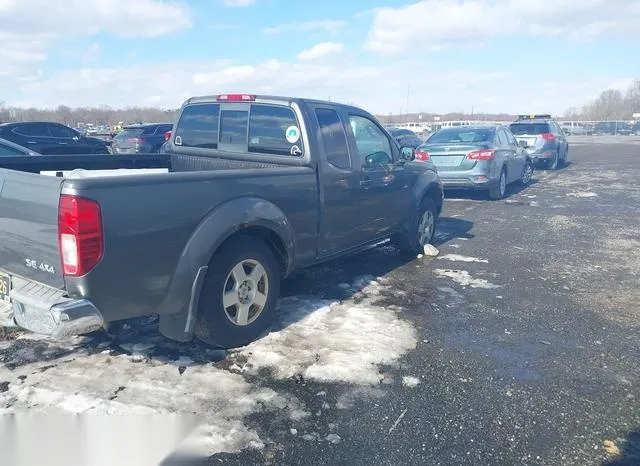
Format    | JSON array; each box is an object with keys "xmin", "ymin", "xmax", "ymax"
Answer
[{"xmin": 1, "ymin": 138, "xmax": 639, "ymax": 465}]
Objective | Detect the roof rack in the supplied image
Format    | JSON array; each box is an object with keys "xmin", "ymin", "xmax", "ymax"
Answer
[{"xmin": 517, "ymin": 114, "xmax": 552, "ymax": 121}]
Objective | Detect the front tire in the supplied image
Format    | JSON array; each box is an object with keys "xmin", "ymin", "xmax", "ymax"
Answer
[
  {"xmin": 194, "ymin": 235, "xmax": 281, "ymax": 348},
  {"xmin": 397, "ymin": 197, "xmax": 438, "ymax": 255},
  {"xmin": 489, "ymin": 168, "xmax": 507, "ymax": 200}
]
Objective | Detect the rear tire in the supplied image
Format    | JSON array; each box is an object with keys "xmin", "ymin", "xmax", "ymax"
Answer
[
  {"xmin": 557, "ymin": 152, "xmax": 565, "ymax": 168},
  {"xmin": 397, "ymin": 196, "xmax": 438, "ymax": 255},
  {"xmin": 489, "ymin": 168, "xmax": 507, "ymax": 200},
  {"xmin": 194, "ymin": 235, "xmax": 281, "ymax": 348},
  {"xmin": 520, "ymin": 161, "xmax": 534, "ymax": 186},
  {"xmin": 548, "ymin": 152, "xmax": 559, "ymax": 170}
]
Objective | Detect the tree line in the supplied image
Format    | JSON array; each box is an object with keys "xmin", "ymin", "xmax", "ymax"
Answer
[
  {"xmin": 564, "ymin": 78, "xmax": 640, "ymax": 121},
  {"xmin": 1, "ymin": 78, "xmax": 638, "ymax": 127},
  {"xmin": 0, "ymin": 102, "xmax": 178, "ymax": 127}
]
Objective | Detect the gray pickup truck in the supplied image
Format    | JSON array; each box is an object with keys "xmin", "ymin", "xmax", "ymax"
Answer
[{"xmin": 0, "ymin": 94, "xmax": 443, "ymax": 348}]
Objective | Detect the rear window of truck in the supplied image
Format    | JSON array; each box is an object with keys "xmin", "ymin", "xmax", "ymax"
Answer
[
  {"xmin": 174, "ymin": 103, "xmax": 220, "ymax": 148},
  {"xmin": 174, "ymin": 102, "xmax": 304, "ymax": 156}
]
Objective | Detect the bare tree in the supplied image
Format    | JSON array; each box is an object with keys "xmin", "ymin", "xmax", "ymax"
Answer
[
  {"xmin": 625, "ymin": 78, "xmax": 640, "ymax": 115},
  {"xmin": 0, "ymin": 104, "xmax": 179, "ymax": 127},
  {"xmin": 575, "ymin": 78, "xmax": 640, "ymax": 120}
]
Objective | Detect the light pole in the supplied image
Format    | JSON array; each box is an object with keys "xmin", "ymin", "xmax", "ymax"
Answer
[{"xmin": 405, "ymin": 85, "xmax": 410, "ymax": 123}]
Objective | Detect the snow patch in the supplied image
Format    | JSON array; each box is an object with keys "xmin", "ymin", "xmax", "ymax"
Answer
[
  {"xmin": 0, "ymin": 351, "xmax": 307, "ymax": 457},
  {"xmin": 567, "ymin": 191, "xmax": 598, "ymax": 198},
  {"xmin": 0, "ymin": 274, "xmax": 418, "ymax": 457},
  {"xmin": 433, "ymin": 269, "xmax": 501, "ymax": 289},
  {"xmin": 438, "ymin": 254, "xmax": 488, "ymax": 263},
  {"xmin": 232, "ymin": 282, "xmax": 418, "ymax": 386},
  {"xmin": 402, "ymin": 376, "xmax": 421, "ymax": 387},
  {"xmin": 422, "ymin": 244, "xmax": 439, "ymax": 257}
]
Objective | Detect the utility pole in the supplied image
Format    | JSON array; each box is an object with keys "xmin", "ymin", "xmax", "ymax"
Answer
[{"xmin": 406, "ymin": 85, "xmax": 410, "ymax": 123}]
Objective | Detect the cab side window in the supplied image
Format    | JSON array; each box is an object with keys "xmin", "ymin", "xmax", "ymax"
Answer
[
  {"xmin": 316, "ymin": 108, "xmax": 350, "ymax": 169},
  {"xmin": 348, "ymin": 115, "xmax": 393, "ymax": 168}
]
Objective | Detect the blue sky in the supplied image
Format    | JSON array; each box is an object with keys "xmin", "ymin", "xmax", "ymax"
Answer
[{"xmin": 1, "ymin": 0, "xmax": 639, "ymax": 115}]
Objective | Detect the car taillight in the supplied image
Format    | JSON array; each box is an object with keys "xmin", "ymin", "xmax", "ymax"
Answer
[
  {"xmin": 164, "ymin": 130, "xmax": 171, "ymax": 142},
  {"xmin": 541, "ymin": 133, "xmax": 555, "ymax": 140},
  {"xmin": 415, "ymin": 149, "xmax": 430, "ymax": 161},
  {"xmin": 466, "ymin": 149, "xmax": 496, "ymax": 160},
  {"xmin": 216, "ymin": 94, "xmax": 255, "ymax": 102},
  {"xmin": 58, "ymin": 195, "xmax": 103, "ymax": 277}
]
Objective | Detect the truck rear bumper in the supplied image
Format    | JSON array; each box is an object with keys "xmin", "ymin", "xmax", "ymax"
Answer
[{"xmin": 0, "ymin": 277, "xmax": 104, "ymax": 339}]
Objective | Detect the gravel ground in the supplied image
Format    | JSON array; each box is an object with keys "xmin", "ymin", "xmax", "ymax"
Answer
[{"xmin": 1, "ymin": 142, "xmax": 639, "ymax": 466}]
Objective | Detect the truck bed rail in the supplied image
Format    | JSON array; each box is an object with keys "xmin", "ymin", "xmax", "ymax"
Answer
[{"xmin": 0, "ymin": 154, "xmax": 170, "ymax": 174}]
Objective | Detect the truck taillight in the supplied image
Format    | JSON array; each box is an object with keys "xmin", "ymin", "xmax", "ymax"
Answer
[
  {"xmin": 216, "ymin": 94, "xmax": 255, "ymax": 101},
  {"xmin": 58, "ymin": 195, "xmax": 103, "ymax": 277}
]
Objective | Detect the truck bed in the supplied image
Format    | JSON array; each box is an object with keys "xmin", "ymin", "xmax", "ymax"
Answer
[{"xmin": 0, "ymin": 151, "xmax": 318, "ymax": 327}]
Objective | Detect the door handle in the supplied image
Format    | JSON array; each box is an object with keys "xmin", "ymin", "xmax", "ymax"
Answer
[
  {"xmin": 26, "ymin": 141, "xmax": 36, "ymax": 144},
  {"xmin": 58, "ymin": 142, "xmax": 68, "ymax": 145}
]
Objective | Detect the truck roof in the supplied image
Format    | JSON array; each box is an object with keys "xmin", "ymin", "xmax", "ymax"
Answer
[{"xmin": 184, "ymin": 94, "xmax": 364, "ymax": 112}]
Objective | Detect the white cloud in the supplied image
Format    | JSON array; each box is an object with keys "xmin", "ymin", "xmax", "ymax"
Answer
[
  {"xmin": 364, "ymin": 0, "xmax": 640, "ymax": 55},
  {"xmin": 296, "ymin": 42, "xmax": 345, "ymax": 61},
  {"xmin": 7, "ymin": 54, "xmax": 619, "ymax": 115},
  {"xmin": 82, "ymin": 43, "xmax": 101, "ymax": 63},
  {"xmin": 607, "ymin": 78, "xmax": 635, "ymax": 91},
  {"xmin": 0, "ymin": 0, "xmax": 191, "ymax": 77},
  {"xmin": 224, "ymin": 0, "xmax": 255, "ymax": 6},
  {"xmin": 263, "ymin": 20, "xmax": 347, "ymax": 35}
]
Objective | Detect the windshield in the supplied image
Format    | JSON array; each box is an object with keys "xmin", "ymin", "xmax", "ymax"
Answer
[
  {"xmin": 509, "ymin": 123, "xmax": 550, "ymax": 135},
  {"xmin": 426, "ymin": 127, "xmax": 495, "ymax": 144}
]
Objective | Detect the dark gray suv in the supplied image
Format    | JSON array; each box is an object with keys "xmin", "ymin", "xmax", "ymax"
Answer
[{"xmin": 508, "ymin": 115, "xmax": 569, "ymax": 170}]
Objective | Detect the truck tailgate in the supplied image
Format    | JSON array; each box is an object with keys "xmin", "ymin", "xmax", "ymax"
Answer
[{"xmin": 0, "ymin": 170, "xmax": 66, "ymax": 289}]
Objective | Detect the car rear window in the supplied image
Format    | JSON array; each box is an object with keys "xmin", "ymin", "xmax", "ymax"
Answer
[
  {"xmin": 427, "ymin": 127, "xmax": 495, "ymax": 144},
  {"xmin": 115, "ymin": 128, "xmax": 145, "ymax": 139},
  {"xmin": 509, "ymin": 123, "xmax": 550, "ymax": 135}
]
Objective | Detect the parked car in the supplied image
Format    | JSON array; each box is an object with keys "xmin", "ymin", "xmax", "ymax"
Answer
[
  {"xmin": 416, "ymin": 125, "xmax": 533, "ymax": 200},
  {"xmin": 111, "ymin": 123, "xmax": 174, "ymax": 154},
  {"xmin": 0, "ymin": 137, "xmax": 42, "ymax": 157},
  {"xmin": 386, "ymin": 127, "xmax": 424, "ymax": 148},
  {"xmin": 559, "ymin": 121, "xmax": 589, "ymax": 136},
  {"xmin": 0, "ymin": 94, "xmax": 444, "ymax": 349},
  {"xmin": 592, "ymin": 121, "xmax": 633, "ymax": 136},
  {"xmin": 0, "ymin": 122, "xmax": 110, "ymax": 155},
  {"xmin": 508, "ymin": 114, "xmax": 569, "ymax": 170}
]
